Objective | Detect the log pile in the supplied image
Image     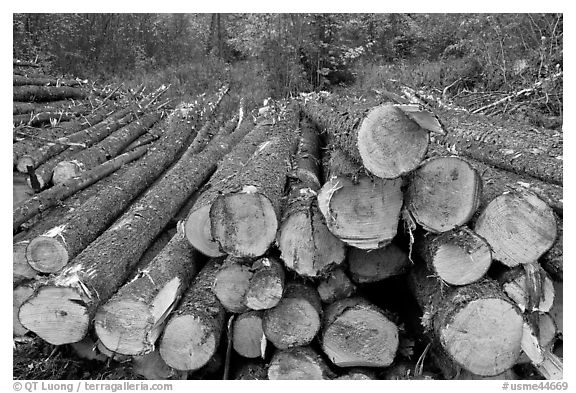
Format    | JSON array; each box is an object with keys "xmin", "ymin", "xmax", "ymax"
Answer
[{"xmin": 13, "ymin": 82, "xmax": 562, "ymax": 381}]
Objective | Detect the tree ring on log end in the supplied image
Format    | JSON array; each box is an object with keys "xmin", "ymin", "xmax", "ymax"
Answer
[
  {"xmin": 16, "ymin": 155, "xmax": 36, "ymax": 174},
  {"xmin": 26, "ymin": 235, "xmax": 69, "ymax": 273},
  {"xmin": 357, "ymin": 104, "xmax": 429, "ymax": 179},
  {"xmin": 440, "ymin": 298, "xmax": 523, "ymax": 376},
  {"xmin": 52, "ymin": 161, "xmax": 82, "ymax": 185},
  {"xmin": 18, "ymin": 286, "xmax": 89, "ymax": 345},
  {"xmin": 184, "ymin": 204, "xmax": 225, "ymax": 257},
  {"xmin": 210, "ymin": 192, "xmax": 277, "ymax": 258}
]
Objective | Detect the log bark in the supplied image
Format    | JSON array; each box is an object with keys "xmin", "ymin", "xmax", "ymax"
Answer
[
  {"xmin": 433, "ymin": 108, "xmax": 563, "ymax": 185},
  {"xmin": 158, "ymin": 258, "xmax": 226, "ymax": 371},
  {"xmin": 20, "ymin": 94, "xmax": 254, "ymax": 346},
  {"xmin": 317, "ymin": 267, "xmax": 357, "ymax": 304},
  {"xmin": 405, "ymin": 156, "xmax": 482, "ymax": 233},
  {"xmin": 320, "ymin": 297, "xmax": 399, "ymax": 368},
  {"xmin": 317, "ymin": 149, "xmax": 403, "ymax": 249},
  {"xmin": 267, "ymin": 346, "xmax": 334, "ymax": 380},
  {"xmin": 13, "ymin": 85, "xmax": 87, "ymax": 102},
  {"xmin": 277, "ymin": 117, "xmax": 346, "ymax": 277},
  {"xmin": 210, "ymin": 107, "xmax": 300, "ymax": 258},
  {"xmin": 408, "ymin": 264, "xmax": 524, "ymax": 376},
  {"xmin": 245, "ymin": 257, "xmax": 285, "ymax": 311},
  {"xmin": 414, "ymin": 227, "xmax": 492, "ymax": 286},
  {"xmin": 302, "ymin": 97, "xmax": 430, "ymax": 178},
  {"xmin": 262, "ymin": 281, "xmax": 322, "ymax": 349},
  {"xmin": 94, "ymin": 231, "xmax": 201, "ymax": 356},
  {"xmin": 474, "ymin": 190, "xmax": 557, "ymax": 268},
  {"xmin": 348, "ymin": 243, "xmax": 411, "ymax": 284},
  {"xmin": 232, "ymin": 310, "xmax": 266, "ymax": 358},
  {"xmin": 14, "ymin": 145, "xmax": 149, "ymax": 233},
  {"xmin": 51, "ymin": 111, "xmax": 161, "ymax": 184},
  {"xmin": 13, "ymin": 75, "xmax": 82, "ymax": 87}
]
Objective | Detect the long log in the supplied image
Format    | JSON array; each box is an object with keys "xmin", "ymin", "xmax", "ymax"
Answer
[
  {"xmin": 302, "ymin": 96, "xmax": 430, "ymax": 178},
  {"xmin": 13, "ymin": 100, "xmax": 85, "ymax": 115},
  {"xmin": 347, "ymin": 243, "xmax": 411, "ymax": 284},
  {"xmin": 13, "ymin": 75, "xmax": 82, "ymax": 87},
  {"xmin": 277, "ymin": 117, "xmax": 346, "ymax": 277},
  {"xmin": 267, "ymin": 346, "xmax": 334, "ymax": 380},
  {"xmin": 13, "ymin": 85, "xmax": 87, "ymax": 102},
  {"xmin": 94, "ymin": 231, "xmax": 201, "ymax": 356},
  {"xmin": 210, "ymin": 107, "xmax": 300, "ymax": 258},
  {"xmin": 317, "ymin": 149, "xmax": 403, "ymax": 249},
  {"xmin": 320, "ymin": 297, "xmax": 399, "ymax": 368},
  {"xmin": 262, "ymin": 281, "xmax": 322, "ymax": 349},
  {"xmin": 408, "ymin": 264, "xmax": 524, "ymax": 376},
  {"xmin": 51, "ymin": 111, "xmax": 161, "ymax": 184},
  {"xmin": 433, "ymin": 109, "xmax": 563, "ymax": 185},
  {"xmin": 22, "ymin": 108, "xmax": 201, "ymax": 281},
  {"xmin": 19, "ymin": 92, "xmax": 259, "ymax": 346},
  {"xmin": 16, "ymin": 146, "xmax": 150, "ymax": 267},
  {"xmin": 158, "ymin": 258, "xmax": 226, "ymax": 371},
  {"xmin": 13, "ymin": 109, "xmax": 88, "ymax": 127}
]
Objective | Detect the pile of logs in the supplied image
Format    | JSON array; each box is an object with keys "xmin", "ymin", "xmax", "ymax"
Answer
[{"xmin": 13, "ymin": 62, "xmax": 562, "ymax": 381}]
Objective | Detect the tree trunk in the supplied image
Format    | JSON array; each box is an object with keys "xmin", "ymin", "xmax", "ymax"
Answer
[
  {"xmin": 405, "ymin": 156, "xmax": 482, "ymax": 233},
  {"xmin": 94, "ymin": 231, "xmax": 201, "ymax": 356},
  {"xmin": 159, "ymin": 258, "xmax": 226, "ymax": 371},
  {"xmin": 13, "ymin": 75, "xmax": 82, "ymax": 87},
  {"xmin": 13, "ymin": 85, "xmax": 87, "ymax": 102},
  {"xmin": 13, "ymin": 100, "xmax": 86, "ymax": 115},
  {"xmin": 232, "ymin": 310, "xmax": 266, "ymax": 359},
  {"xmin": 474, "ymin": 190, "xmax": 557, "ymax": 268},
  {"xmin": 433, "ymin": 109, "xmax": 562, "ymax": 185},
  {"xmin": 17, "ymin": 107, "xmax": 136, "ymax": 175},
  {"xmin": 267, "ymin": 346, "xmax": 334, "ymax": 380},
  {"xmin": 262, "ymin": 281, "xmax": 322, "ymax": 349},
  {"xmin": 51, "ymin": 111, "xmax": 161, "ymax": 184},
  {"xmin": 317, "ymin": 267, "xmax": 357, "ymax": 304},
  {"xmin": 302, "ymin": 97, "xmax": 429, "ymax": 178},
  {"xmin": 13, "ymin": 110, "xmax": 87, "ymax": 127},
  {"xmin": 320, "ymin": 296, "xmax": 399, "ymax": 368},
  {"xmin": 20, "ymin": 95, "xmax": 253, "ymax": 346},
  {"xmin": 16, "ymin": 146, "xmax": 150, "ymax": 268},
  {"xmin": 210, "ymin": 108, "xmax": 300, "ymax": 258},
  {"xmin": 407, "ymin": 264, "xmax": 524, "ymax": 376},
  {"xmin": 414, "ymin": 227, "xmax": 492, "ymax": 286},
  {"xmin": 348, "ymin": 243, "xmax": 411, "ymax": 284},
  {"xmin": 277, "ymin": 117, "xmax": 346, "ymax": 277},
  {"xmin": 317, "ymin": 149, "xmax": 403, "ymax": 249}
]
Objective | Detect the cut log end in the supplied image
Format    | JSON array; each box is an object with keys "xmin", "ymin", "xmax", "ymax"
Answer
[
  {"xmin": 357, "ymin": 104, "xmax": 429, "ymax": 179},
  {"xmin": 407, "ymin": 156, "xmax": 482, "ymax": 233},
  {"xmin": 18, "ymin": 286, "xmax": 89, "ymax": 345},
  {"xmin": 52, "ymin": 161, "xmax": 81, "ymax": 185},
  {"xmin": 245, "ymin": 257, "xmax": 285, "ymax": 311},
  {"xmin": 16, "ymin": 155, "xmax": 35, "ymax": 174},
  {"xmin": 14, "ymin": 284, "xmax": 35, "ymax": 336},
  {"xmin": 13, "ymin": 241, "xmax": 38, "ymax": 285},
  {"xmin": 212, "ymin": 262, "xmax": 252, "ymax": 313},
  {"xmin": 184, "ymin": 204, "xmax": 224, "ymax": 257},
  {"xmin": 318, "ymin": 176, "xmax": 403, "ymax": 249},
  {"xmin": 348, "ymin": 243, "xmax": 411, "ymax": 284},
  {"xmin": 211, "ymin": 191, "xmax": 278, "ymax": 258},
  {"xmin": 475, "ymin": 191, "xmax": 557, "ymax": 267},
  {"xmin": 159, "ymin": 315, "xmax": 218, "ymax": 371},
  {"xmin": 233, "ymin": 311, "xmax": 265, "ymax": 358},
  {"xmin": 26, "ymin": 235, "xmax": 69, "ymax": 273},
  {"xmin": 268, "ymin": 347, "xmax": 332, "ymax": 380}
]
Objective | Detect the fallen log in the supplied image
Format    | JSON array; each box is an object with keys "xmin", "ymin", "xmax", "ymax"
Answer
[
  {"xmin": 348, "ymin": 243, "xmax": 411, "ymax": 284},
  {"xmin": 210, "ymin": 107, "xmax": 300, "ymax": 258},
  {"xmin": 267, "ymin": 346, "xmax": 334, "ymax": 380},
  {"xmin": 159, "ymin": 258, "xmax": 226, "ymax": 371},
  {"xmin": 245, "ymin": 257, "xmax": 285, "ymax": 311},
  {"xmin": 51, "ymin": 111, "xmax": 161, "ymax": 184},
  {"xmin": 13, "ymin": 85, "xmax": 87, "ymax": 102},
  {"xmin": 14, "ymin": 145, "xmax": 149, "ymax": 233},
  {"xmin": 94, "ymin": 231, "xmax": 201, "ymax": 356},
  {"xmin": 474, "ymin": 190, "xmax": 557, "ymax": 268},
  {"xmin": 277, "ymin": 117, "xmax": 346, "ymax": 277},
  {"xmin": 317, "ymin": 149, "xmax": 403, "ymax": 249},
  {"xmin": 320, "ymin": 297, "xmax": 399, "ymax": 368},
  {"xmin": 408, "ymin": 264, "xmax": 524, "ymax": 376},
  {"xmin": 19, "ymin": 91, "xmax": 259, "ymax": 346},
  {"xmin": 414, "ymin": 227, "xmax": 492, "ymax": 286},
  {"xmin": 405, "ymin": 156, "xmax": 482, "ymax": 233},
  {"xmin": 262, "ymin": 281, "xmax": 322, "ymax": 349},
  {"xmin": 232, "ymin": 310, "xmax": 266, "ymax": 359},
  {"xmin": 302, "ymin": 96, "xmax": 430, "ymax": 178},
  {"xmin": 317, "ymin": 267, "xmax": 357, "ymax": 304},
  {"xmin": 14, "ymin": 100, "xmax": 84, "ymax": 115},
  {"xmin": 13, "ymin": 110, "xmax": 87, "ymax": 127},
  {"xmin": 13, "ymin": 75, "xmax": 82, "ymax": 87}
]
